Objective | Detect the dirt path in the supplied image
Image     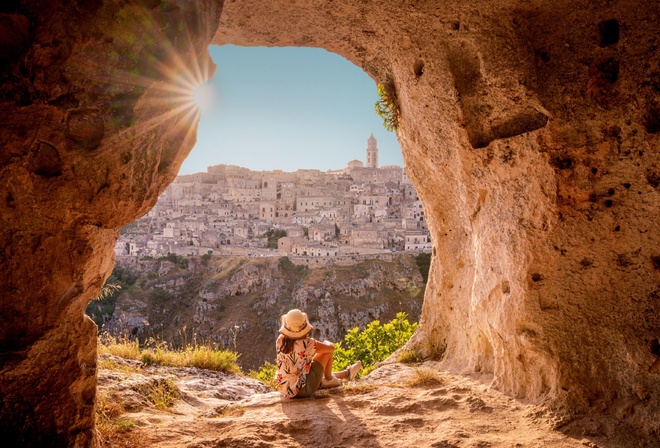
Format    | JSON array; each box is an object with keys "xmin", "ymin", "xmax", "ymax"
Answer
[{"xmin": 97, "ymin": 358, "xmax": 653, "ymax": 448}]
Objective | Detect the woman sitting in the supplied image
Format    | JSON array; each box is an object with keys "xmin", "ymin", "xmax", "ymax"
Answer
[{"xmin": 275, "ymin": 309, "xmax": 362, "ymax": 399}]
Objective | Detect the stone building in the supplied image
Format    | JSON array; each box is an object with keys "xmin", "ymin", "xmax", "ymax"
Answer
[{"xmin": 366, "ymin": 133, "xmax": 378, "ymax": 168}]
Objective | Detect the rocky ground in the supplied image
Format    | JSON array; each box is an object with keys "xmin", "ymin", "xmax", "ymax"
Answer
[{"xmin": 96, "ymin": 354, "xmax": 656, "ymax": 448}]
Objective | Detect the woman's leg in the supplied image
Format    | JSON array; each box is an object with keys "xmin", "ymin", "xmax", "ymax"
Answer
[{"xmin": 313, "ymin": 352, "xmax": 348, "ymax": 379}]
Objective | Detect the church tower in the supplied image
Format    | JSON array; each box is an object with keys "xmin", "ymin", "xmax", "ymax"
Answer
[{"xmin": 366, "ymin": 133, "xmax": 378, "ymax": 168}]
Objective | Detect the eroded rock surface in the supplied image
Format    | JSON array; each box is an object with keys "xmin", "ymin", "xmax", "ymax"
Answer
[
  {"xmin": 216, "ymin": 0, "xmax": 659, "ymax": 436},
  {"xmin": 0, "ymin": 1, "xmax": 222, "ymax": 446},
  {"xmin": 0, "ymin": 0, "xmax": 658, "ymax": 446}
]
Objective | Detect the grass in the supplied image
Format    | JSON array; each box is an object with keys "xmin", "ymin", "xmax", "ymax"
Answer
[
  {"xmin": 212, "ymin": 404, "xmax": 246, "ymax": 418},
  {"xmin": 96, "ymin": 391, "xmax": 146, "ymax": 448},
  {"xmin": 397, "ymin": 349, "xmax": 424, "ymax": 364},
  {"xmin": 405, "ymin": 367, "xmax": 443, "ymax": 387},
  {"xmin": 338, "ymin": 382, "xmax": 379, "ymax": 395},
  {"xmin": 97, "ymin": 356, "xmax": 143, "ymax": 374},
  {"xmin": 98, "ymin": 333, "xmax": 241, "ymax": 374},
  {"xmin": 133, "ymin": 378, "xmax": 179, "ymax": 411}
]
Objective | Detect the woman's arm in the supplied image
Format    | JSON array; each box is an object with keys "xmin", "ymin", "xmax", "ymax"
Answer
[{"xmin": 314, "ymin": 339, "xmax": 335, "ymax": 354}]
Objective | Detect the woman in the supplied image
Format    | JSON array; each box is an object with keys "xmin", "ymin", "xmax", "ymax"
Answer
[{"xmin": 275, "ymin": 309, "xmax": 362, "ymax": 399}]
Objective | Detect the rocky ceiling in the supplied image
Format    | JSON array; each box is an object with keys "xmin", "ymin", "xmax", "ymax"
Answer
[{"xmin": 0, "ymin": 0, "xmax": 658, "ymax": 446}]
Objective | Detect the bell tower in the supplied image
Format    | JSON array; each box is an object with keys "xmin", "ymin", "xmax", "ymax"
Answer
[{"xmin": 366, "ymin": 133, "xmax": 378, "ymax": 168}]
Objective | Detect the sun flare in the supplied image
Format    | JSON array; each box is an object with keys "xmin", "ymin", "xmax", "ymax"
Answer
[{"xmin": 192, "ymin": 82, "xmax": 215, "ymax": 112}]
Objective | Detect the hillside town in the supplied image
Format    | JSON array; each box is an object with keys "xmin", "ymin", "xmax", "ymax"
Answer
[{"xmin": 115, "ymin": 135, "xmax": 432, "ymax": 259}]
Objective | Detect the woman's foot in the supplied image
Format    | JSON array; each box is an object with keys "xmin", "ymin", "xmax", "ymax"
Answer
[
  {"xmin": 320, "ymin": 375, "xmax": 342, "ymax": 388},
  {"xmin": 345, "ymin": 361, "xmax": 362, "ymax": 381}
]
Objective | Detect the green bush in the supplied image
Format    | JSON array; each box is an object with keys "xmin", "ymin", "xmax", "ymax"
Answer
[
  {"xmin": 261, "ymin": 229, "xmax": 287, "ymax": 249},
  {"xmin": 375, "ymin": 81, "xmax": 400, "ymax": 132},
  {"xmin": 333, "ymin": 312, "xmax": 417, "ymax": 376},
  {"xmin": 159, "ymin": 253, "xmax": 189, "ymax": 269},
  {"xmin": 249, "ymin": 361, "xmax": 277, "ymax": 388}
]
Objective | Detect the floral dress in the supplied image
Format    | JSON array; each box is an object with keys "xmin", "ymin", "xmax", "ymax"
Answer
[{"xmin": 275, "ymin": 335, "xmax": 317, "ymax": 398}]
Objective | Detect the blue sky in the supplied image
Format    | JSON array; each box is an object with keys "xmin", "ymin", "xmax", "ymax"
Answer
[{"xmin": 178, "ymin": 45, "xmax": 403, "ymax": 175}]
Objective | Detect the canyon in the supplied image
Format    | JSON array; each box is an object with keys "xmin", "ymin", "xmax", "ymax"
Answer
[
  {"xmin": 0, "ymin": 0, "xmax": 658, "ymax": 446},
  {"xmin": 90, "ymin": 254, "xmax": 425, "ymax": 370}
]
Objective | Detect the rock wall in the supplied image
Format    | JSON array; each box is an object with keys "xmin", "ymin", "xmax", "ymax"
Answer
[
  {"xmin": 215, "ymin": 0, "xmax": 660, "ymax": 434},
  {"xmin": 0, "ymin": 0, "xmax": 658, "ymax": 445},
  {"xmin": 0, "ymin": 1, "xmax": 222, "ymax": 446}
]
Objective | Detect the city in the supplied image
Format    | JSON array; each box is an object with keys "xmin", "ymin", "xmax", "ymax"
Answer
[{"xmin": 116, "ymin": 134, "xmax": 432, "ymax": 260}]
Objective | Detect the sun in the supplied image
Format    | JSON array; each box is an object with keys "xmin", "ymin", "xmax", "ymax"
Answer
[{"xmin": 192, "ymin": 82, "xmax": 215, "ymax": 112}]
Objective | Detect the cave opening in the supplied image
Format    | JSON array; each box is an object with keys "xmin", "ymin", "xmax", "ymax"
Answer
[{"xmin": 2, "ymin": 0, "xmax": 659, "ymax": 446}]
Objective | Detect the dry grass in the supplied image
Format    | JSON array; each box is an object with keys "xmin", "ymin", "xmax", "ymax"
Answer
[
  {"xmin": 98, "ymin": 333, "xmax": 241, "ymax": 374},
  {"xmin": 132, "ymin": 378, "xmax": 180, "ymax": 411},
  {"xmin": 397, "ymin": 349, "xmax": 424, "ymax": 364},
  {"xmin": 405, "ymin": 367, "xmax": 444, "ymax": 387},
  {"xmin": 96, "ymin": 391, "xmax": 148, "ymax": 448},
  {"xmin": 97, "ymin": 357, "xmax": 143, "ymax": 374},
  {"xmin": 212, "ymin": 404, "xmax": 246, "ymax": 418},
  {"xmin": 339, "ymin": 382, "xmax": 379, "ymax": 395},
  {"xmin": 98, "ymin": 334, "xmax": 140, "ymax": 359}
]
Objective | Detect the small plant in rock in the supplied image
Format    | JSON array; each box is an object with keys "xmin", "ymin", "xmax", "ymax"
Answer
[
  {"xmin": 405, "ymin": 367, "xmax": 443, "ymax": 387},
  {"xmin": 133, "ymin": 378, "xmax": 179, "ymax": 411},
  {"xmin": 397, "ymin": 348, "xmax": 424, "ymax": 364},
  {"xmin": 375, "ymin": 80, "xmax": 400, "ymax": 132},
  {"xmin": 114, "ymin": 418, "xmax": 137, "ymax": 433}
]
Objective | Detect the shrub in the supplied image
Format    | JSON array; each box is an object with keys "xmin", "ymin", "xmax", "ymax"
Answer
[
  {"xmin": 248, "ymin": 361, "xmax": 277, "ymax": 389},
  {"xmin": 98, "ymin": 333, "xmax": 241, "ymax": 374},
  {"xmin": 159, "ymin": 253, "xmax": 189, "ymax": 269},
  {"xmin": 375, "ymin": 81, "xmax": 400, "ymax": 132},
  {"xmin": 261, "ymin": 229, "xmax": 287, "ymax": 249},
  {"xmin": 333, "ymin": 312, "xmax": 417, "ymax": 376}
]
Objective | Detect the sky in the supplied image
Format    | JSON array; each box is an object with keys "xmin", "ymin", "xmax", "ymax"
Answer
[{"xmin": 178, "ymin": 45, "xmax": 403, "ymax": 175}]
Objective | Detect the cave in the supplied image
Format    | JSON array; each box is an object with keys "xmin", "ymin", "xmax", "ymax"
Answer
[{"xmin": 0, "ymin": 0, "xmax": 658, "ymax": 446}]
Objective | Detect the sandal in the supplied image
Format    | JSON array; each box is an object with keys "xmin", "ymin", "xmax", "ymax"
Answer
[
  {"xmin": 320, "ymin": 375, "xmax": 342, "ymax": 388},
  {"xmin": 345, "ymin": 361, "xmax": 362, "ymax": 381}
]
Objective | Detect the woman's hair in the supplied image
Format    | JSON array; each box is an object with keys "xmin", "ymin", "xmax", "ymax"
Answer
[{"xmin": 279, "ymin": 336, "xmax": 296, "ymax": 355}]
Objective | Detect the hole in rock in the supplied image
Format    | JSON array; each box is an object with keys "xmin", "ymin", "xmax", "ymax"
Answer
[
  {"xmin": 651, "ymin": 339, "xmax": 660, "ymax": 356},
  {"xmin": 651, "ymin": 256, "xmax": 660, "ymax": 271},
  {"xmin": 598, "ymin": 19, "xmax": 620, "ymax": 47},
  {"xmin": 643, "ymin": 105, "xmax": 660, "ymax": 134},
  {"xmin": 413, "ymin": 60, "xmax": 425, "ymax": 78},
  {"xmin": 552, "ymin": 155, "xmax": 574, "ymax": 170},
  {"xmin": 92, "ymin": 46, "xmax": 431, "ymax": 391}
]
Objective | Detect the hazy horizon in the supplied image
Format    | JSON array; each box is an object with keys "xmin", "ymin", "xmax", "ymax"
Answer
[{"xmin": 178, "ymin": 45, "xmax": 403, "ymax": 175}]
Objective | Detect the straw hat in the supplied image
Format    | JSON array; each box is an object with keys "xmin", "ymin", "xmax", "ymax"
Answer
[{"xmin": 279, "ymin": 309, "xmax": 313, "ymax": 339}]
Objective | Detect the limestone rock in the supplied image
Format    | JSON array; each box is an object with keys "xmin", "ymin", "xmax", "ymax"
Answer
[{"xmin": 0, "ymin": 0, "xmax": 658, "ymax": 445}]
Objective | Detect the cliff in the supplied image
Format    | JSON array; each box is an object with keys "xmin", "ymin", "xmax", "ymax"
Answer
[{"xmin": 90, "ymin": 254, "xmax": 425, "ymax": 370}]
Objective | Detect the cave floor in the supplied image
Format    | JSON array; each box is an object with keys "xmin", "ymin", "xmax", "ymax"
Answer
[{"xmin": 97, "ymin": 359, "xmax": 653, "ymax": 448}]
